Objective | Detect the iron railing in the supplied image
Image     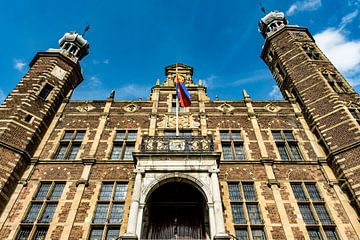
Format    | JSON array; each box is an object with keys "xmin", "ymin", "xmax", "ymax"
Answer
[{"xmin": 141, "ymin": 136, "xmax": 214, "ymax": 153}]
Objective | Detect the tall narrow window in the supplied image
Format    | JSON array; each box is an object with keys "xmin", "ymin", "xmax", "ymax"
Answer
[
  {"xmin": 303, "ymin": 44, "xmax": 321, "ymax": 60},
  {"xmin": 349, "ymin": 108, "xmax": 360, "ymax": 124},
  {"xmin": 38, "ymin": 83, "xmax": 54, "ymax": 100},
  {"xmin": 110, "ymin": 130, "xmax": 137, "ymax": 160},
  {"xmin": 272, "ymin": 131, "xmax": 302, "ymax": 161},
  {"xmin": 291, "ymin": 183, "xmax": 336, "ymax": 239},
  {"xmin": 17, "ymin": 182, "xmax": 64, "ymax": 240},
  {"xmin": 90, "ymin": 182, "xmax": 128, "ymax": 239},
  {"xmin": 220, "ymin": 130, "xmax": 246, "ymax": 160},
  {"xmin": 54, "ymin": 130, "xmax": 84, "ymax": 160},
  {"xmin": 323, "ymin": 71, "xmax": 349, "ymax": 93},
  {"xmin": 228, "ymin": 182, "xmax": 265, "ymax": 239}
]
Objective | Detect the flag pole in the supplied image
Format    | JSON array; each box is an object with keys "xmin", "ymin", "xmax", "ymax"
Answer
[{"xmin": 175, "ymin": 64, "xmax": 179, "ymax": 137}]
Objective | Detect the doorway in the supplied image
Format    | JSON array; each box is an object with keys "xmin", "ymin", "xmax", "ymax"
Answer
[{"xmin": 142, "ymin": 181, "xmax": 209, "ymax": 239}]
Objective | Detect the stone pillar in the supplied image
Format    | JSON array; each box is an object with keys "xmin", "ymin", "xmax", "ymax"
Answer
[
  {"xmin": 207, "ymin": 203, "xmax": 216, "ymax": 239},
  {"xmin": 122, "ymin": 168, "xmax": 143, "ymax": 240},
  {"xmin": 209, "ymin": 168, "xmax": 230, "ymax": 240}
]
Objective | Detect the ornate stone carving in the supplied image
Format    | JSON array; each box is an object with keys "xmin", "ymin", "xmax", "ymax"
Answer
[
  {"xmin": 123, "ymin": 103, "xmax": 139, "ymax": 112},
  {"xmin": 75, "ymin": 102, "xmax": 96, "ymax": 112},
  {"xmin": 157, "ymin": 114, "xmax": 200, "ymax": 128},
  {"xmin": 265, "ymin": 103, "xmax": 280, "ymax": 112},
  {"xmin": 217, "ymin": 103, "xmax": 234, "ymax": 113}
]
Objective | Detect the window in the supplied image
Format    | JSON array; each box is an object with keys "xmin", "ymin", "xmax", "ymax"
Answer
[
  {"xmin": 17, "ymin": 182, "xmax": 64, "ymax": 240},
  {"xmin": 171, "ymin": 94, "xmax": 185, "ymax": 113},
  {"xmin": 349, "ymin": 108, "xmax": 360, "ymax": 124},
  {"xmin": 228, "ymin": 182, "xmax": 265, "ymax": 239},
  {"xmin": 90, "ymin": 182, "xmax": 128, "ymax": 240},
  {"xmin": 164, "ymin": 130, "xmax": 192, "ymax": 137},
  {"xmin": 38, "ymin": 83, "xmax": 54, "ymax": 100},
  {"xmin": 291, "ymin": 183, "xmax": 336, "ymax": 239},
  {"xmin": 220, "ymin": 130, "xmax": 246, "ymax": 160},
  {"xmin": 303, "ymin": 44, "xmax": 321, "ymax": 60},
  {"xmin": 272, "ymin": 131, "xmax": 302, "ymax": 161},
  {"xmin": 323, "ymin": 72, "xmax": 348, "ymax": 93},
  {"xmin": 110, "ymin": 130, "xmax": 137, "ymax": 160},
  {"xmin": 54, "ymin": 130, "xmax": 84, "ymax": 160}
]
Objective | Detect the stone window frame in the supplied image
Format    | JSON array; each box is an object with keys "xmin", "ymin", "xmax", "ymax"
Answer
[
  {"xmin": 302, "ymin": 43, "xmax": 322, "ymax": 61},
  {"xmin": 53, "ymin": 130, "xmax": 85, "ymax": 160},
  {"xmin": 321, "ymin": 69, "xmax": 350, "ymax": 94},
  {"xmin": 109, "ymin": 130, "xmax": 138, "ymax": 161},
  {"xmin": 170, "ymin": 93, "xmax": 186, "ymax": 113},
  {"xmin": 227, "ymin": 182, "xmax": 266, "ymax": 240},
  {"xmin": 290, "ymin": 182, "xmax": 338, "ymax": 240},
  {"xmin": 220, "ymin": 129, "xmax": 246, "ymax": 161},
  {"xmin": 16, "ymin": 182, "xmax": 65, "ymax": 240},
  {"xmin": 349, "ymin": 108, "xmax": 360, "ymax": 124},
  {"xmin": 271, "ymin": 130, "xmax": 303, "ymax": 161},
  {"xmin": 89, "ymin": 182, "xmax": 128, "ymax": 240},
  {"xmin": 37, "ymin": 82, "xmax": 54, "ymax": 101}
]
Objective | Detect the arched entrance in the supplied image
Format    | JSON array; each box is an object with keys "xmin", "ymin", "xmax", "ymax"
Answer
[{"xmin": 141, "ymin": 181, "xmax": 210, "ymax": 239}]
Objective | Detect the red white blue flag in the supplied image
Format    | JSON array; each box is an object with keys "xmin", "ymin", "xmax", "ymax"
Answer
[{"xmin": 175, "ymin": 66, "xmax": 191, "ymax": 107}]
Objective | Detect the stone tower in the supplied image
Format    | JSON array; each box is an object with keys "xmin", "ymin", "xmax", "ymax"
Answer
[
  {"xmin": 0, "ymin": 32, "xmax": 89, "ymax": 214},
  {"xmin": 259, "ymin": 11, "xmax": 360, "ymax": 212}
]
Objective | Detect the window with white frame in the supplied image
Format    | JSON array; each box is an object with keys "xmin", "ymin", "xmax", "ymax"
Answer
[
  {"xmin": 221, "ymin": 130, "xmax": 246, "ymax": 161},
  {"xmin": 110, "ymin": 130, "xmax": 137, "ymax": 160},
  {"xmin": 54, "ymin": 130, "xmax": 84, "ymax": 160},
  {"xmin": 228, "ymin": 182, "xmax": 265, "ymax": 240},
  {"xmin": 89, "ymin": 182, "xmax": 128, "ymax": 240},
  {"xmin": 272, "ymin": 131, "xmax": 302, "ymax": 161},
  {"xmin": 16, "ymin": 182, "xmax": 65, "ymax": 240},
  {"xmin": 291, "ymin": 183, "xmax": 338, "ymax": 240}
]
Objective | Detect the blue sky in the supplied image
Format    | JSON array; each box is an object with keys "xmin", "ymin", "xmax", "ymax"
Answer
[{"xmin": 1, "ymin": 0, "xmax": 359, "ymax": 102}]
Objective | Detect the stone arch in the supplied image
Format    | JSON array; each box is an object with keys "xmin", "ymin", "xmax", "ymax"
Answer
[{"xmin": 140, "ymin": 172, "xmax": 213, "ymax": 205}]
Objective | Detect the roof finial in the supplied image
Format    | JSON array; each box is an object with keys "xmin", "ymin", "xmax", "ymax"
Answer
[{"xmin": 82, "ymin": 23, "xmax": 91, "ymax": 37}]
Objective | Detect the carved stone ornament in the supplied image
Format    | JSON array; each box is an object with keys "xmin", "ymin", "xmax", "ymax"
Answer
[
  {"xmin": 157, "ymin": 114, "xmax": 201, "ymax": 128},
  {"xmin": 123, "ymin": 103, "xmax": 139, "ymax": 112},
  {"xmin": 346, "ymin": 101, "xmax": 360, "ymax": 108},
  {"xmin": 217, "ymin": 103, "xmax": 234, "ymax": 113},
  {"xmin": 75, "ymin": 102, "xmax": 96, "ymax": 112},
  {"xmin": 265, "ymin": 103, "xmax": 280, "ymax": 112}
]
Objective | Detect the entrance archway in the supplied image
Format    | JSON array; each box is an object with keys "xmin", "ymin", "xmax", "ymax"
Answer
[{"xmin": 142, "ymin": 181, "xmax": 209, "ymax": 239}]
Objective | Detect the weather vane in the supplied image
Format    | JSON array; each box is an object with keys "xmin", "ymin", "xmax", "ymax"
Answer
[{"xmin": 82, "ymin": 23, "xmax": 91, "ymax": 37}]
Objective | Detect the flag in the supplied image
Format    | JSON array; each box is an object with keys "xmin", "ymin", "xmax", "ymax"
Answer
[{"xmin": 175, "ymin": 66, "xmax": 191, "ymax": 107}]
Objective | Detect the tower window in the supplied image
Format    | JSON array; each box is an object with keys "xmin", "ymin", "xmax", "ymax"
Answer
[
  {"xmin": 38, "ymin": 83, "xmax": 54, "ymax": 100},
  {"xmin": 272, "ymin": 131, "xmax": 303, "ymax": 161},
  {"xmin": 323, "ymin": 72, "xmax": 348, "ymax": 93},
  {"xmin": 228, "ymin": 182, "xmax": 265, "ymax": 239},
  {"xmin": 349, "ymin": 109, "xmax": 360, "ymax": 124},
  {"xmin": 90, "ymin": 182, "xmax": 128, "ymax": 240},
  {"xmin": 17, "ymin": 182, "xmax": 65, "ymax": 240},
  {"xmin": 171, "ymin": 94, "xmax": 185, "ymax": 113},
  {"xmin": 302, "ymin": 44, "xmax": 321, "ymax": 60},
  {"xmin": 220, "ymin": 130, "xmax": 246, "ymax": 160},
  {"xmin": 110, "ymin": 130, "xmax": 137, "ymax": 160},
  {"xmin": 54, "ymin": 130, "xmax": 84, "ymax": 160}
]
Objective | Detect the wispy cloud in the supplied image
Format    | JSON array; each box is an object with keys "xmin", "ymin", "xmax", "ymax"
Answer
[
  {"xmin": 14, "ymin": 59, "xmax": 26, "ymax": 71},
  {"xmin": 117, "ymin": 84, "xmax": 150, "ymax": 99},
  {"xmin": 286, "ymin": 0, "xmax": 321, "ymax": 16},
  {"xmin": 89, "ymin": 76, "xmax": 102, "ymax": 88},
  {"xmin": 92, "ymin": 59, "xmax": 110, "ymax": 65},
  {"xmin": 340, "ymin": 10, "xmax": 358, "ymax": 29},
  {"xmin": 269, "ymin": 85, "xmax": 283, "ymax": 100},
  {"xmin": 314, "ymin": 11, "xmax": 360, "ymax": 88}
]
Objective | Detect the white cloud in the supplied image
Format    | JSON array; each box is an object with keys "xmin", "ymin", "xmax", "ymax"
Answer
[
  {"xmin": 14, "ymin": 59, "xmax": 26, "ymax": 71},
  {"xmin": 202, "ymin": 75, "xmax": 217, "ymax": 88},
  {"xmin": 89, "ymin": 76, "xmax": 102, "ymax": 87},
  {"xmin": 92, "ymin": 59, "xmax": 110, "ymax": 65},
  {"xmin": 103, "ymin": 59, "xmax": 110, "ymax": 64},
  {"xmin": 269, "ymin": 85, "xmax": 283, "ymax": 100},
  {"xmin": 340, "ymin": 10, "xmax": 358, "ymax": 29},
  {"xmin": 118, "ymin": 84, "xmax": 150, "ymax": 99},
  {"xmin": 314, "ymin": 12, "xmax": 360, "ymax": 88},
  {"xmin": 286, "ymin": 0, "xmax": 321, "ymax": 16}
]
